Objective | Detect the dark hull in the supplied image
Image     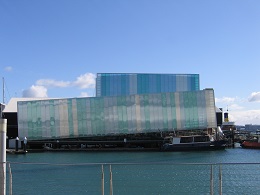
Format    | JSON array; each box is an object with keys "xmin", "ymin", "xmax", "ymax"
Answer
[{"xmin": 162, "ymin": 141, "xmax": 226, "ymax": 152}]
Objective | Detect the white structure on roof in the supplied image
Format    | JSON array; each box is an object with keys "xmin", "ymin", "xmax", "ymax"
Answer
[{"xmin": 2, "ymin": 98, "xmax": 57, "ymax": 113}]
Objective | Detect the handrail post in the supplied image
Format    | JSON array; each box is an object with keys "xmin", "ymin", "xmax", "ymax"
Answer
[
  {"xmin": 8, "ymin": 163, "xmax": 12, "ymax": 195},
  {"xmin": 110, "ymin": 165, "xmax": 113, "ymax": 195},
  {"xmin": 219, "ymin": 164, "xmax": 222, "ymax": 195},
  {"xmin": 101, "ymin": 165, "xmax": 104, "ymax": 195},
  {"xmin": 0, "ymin": 119, "xmax": 7, "ymax": 195},
  {"xmin": 210, "ymin": 164, "xmax": 213, "ymax": 195}
]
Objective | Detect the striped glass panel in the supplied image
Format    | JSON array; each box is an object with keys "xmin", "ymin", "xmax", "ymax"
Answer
[
  {"xmin": 96, "ymin": 73, "xmax": 200, "ymax": 97},
  {"xmin": 17, "ymin": 89, "xmax": 216, "ymax": 140}
]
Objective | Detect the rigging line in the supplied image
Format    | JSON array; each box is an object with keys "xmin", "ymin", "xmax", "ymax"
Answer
[
  {"xmin": 2, "ymin": 77, "xmax": 4, "ymax": 103},
  {"xmin": 3, "ymin": 77, "xmax": 11, "ymax": 103}
]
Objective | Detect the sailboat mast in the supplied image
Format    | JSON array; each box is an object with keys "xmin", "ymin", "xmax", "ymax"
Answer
[{"xmin": 2, "ymin": 77, "xmax": 4, "ymax": 104}]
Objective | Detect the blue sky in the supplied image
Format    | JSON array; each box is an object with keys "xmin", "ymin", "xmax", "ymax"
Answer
[{"xmin": 1, "ymin": 0, "xmax": 260, "ymax": 125}]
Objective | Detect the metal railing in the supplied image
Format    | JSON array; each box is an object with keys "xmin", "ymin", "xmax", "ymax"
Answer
[{"xmin": 3, "ymin": 162, "xmax": 260, "ymax": 195}]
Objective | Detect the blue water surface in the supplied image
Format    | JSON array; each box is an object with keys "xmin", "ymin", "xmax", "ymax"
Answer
[{"xmin": 6, "ymin": 147, "xmax": 260, "ymax": 195}]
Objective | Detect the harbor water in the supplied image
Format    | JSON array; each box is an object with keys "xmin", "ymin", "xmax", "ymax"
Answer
[{"xmin": 6, "ymin": 146, "xmax": 260, "ymax": 195}]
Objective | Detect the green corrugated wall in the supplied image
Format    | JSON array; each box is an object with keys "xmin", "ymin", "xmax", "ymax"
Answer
[{"xmin": 17, "ymin": 89, "xmax": 216, "ymax": 140}]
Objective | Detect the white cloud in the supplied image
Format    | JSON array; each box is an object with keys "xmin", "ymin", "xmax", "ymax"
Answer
[
  {"xmin": 22, "ymin": 72, "xmax": 96, "ymax": 98},
  {"xmin": 215, "ymin": 97, "xmax": 236, "ymax": 103},
  {"xmin": 215, "ymin": 96, "xmax": 248, "ymax": 111},
  {"xmin": 22, "ymin": 85, "xmax": 48, "ymax": 98},
  {"xmin": 35, "ymin": 73, "xmax": 96, "ymax": 89},
  {"xmin": 248, "ymin": 92, "xmax": 260, "ymax": 102},
  {"xmin": 73, "ymin": 73, "xmax": 96, "ymax": 89},
  {"xmin": 36, "ymin": 79, "xmax": 70, "ymax": 88},
  {"xmin": 80, "ymin": 92, "xmax": 90, "ymax": 97},
  {"xmin": 4, "ymin": 66, "xmax": 12, "ymax": 71},
  {"xmin": 229, "ymin": 110, "xmax": 260, "ymax": 125},
  {"xmin": 216, "ymin": 94, "xmax": 260, "ymax": 125},
  {"xmin": 228, "ymin": 104, "xmax": 244, "ymax": 110},
  {"xmin": 216, "ymin": 96, "xmax": 246, "ymax": 104}
]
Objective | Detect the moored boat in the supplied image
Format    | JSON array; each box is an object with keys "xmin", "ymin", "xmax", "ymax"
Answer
[
  {"xmin": 241, "ymin": 136, "xmax": 260, "ymax": 149},
  {"xmin": 162, "ymin": 134, "xmax": 226, "ymax": 151}
]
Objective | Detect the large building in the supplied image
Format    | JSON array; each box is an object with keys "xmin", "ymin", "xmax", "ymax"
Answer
[
  {"xmin": 17, "ymin": 89, "xmax": 216, "ymax": 140},
  {"xmin": 2, "ymin": 73, "xmax": 219, "ymax": 143},
  {"xmin": 96, "ymin": 73, "xmax": 200, "ymax": 97}
]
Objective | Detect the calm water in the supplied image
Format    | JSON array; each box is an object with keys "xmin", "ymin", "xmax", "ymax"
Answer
[{"xmin": 6, "ymin": 146, "xmax": 260, "ymax": 195}]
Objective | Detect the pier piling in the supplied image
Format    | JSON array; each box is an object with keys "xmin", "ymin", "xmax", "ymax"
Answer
[
  {"xmin": 23, "ymin": 137, "xmax": 27, "ymax": 152},
  {"xmin": 15, "ymin": 137, "xmax": 19, "ymax": 152}
]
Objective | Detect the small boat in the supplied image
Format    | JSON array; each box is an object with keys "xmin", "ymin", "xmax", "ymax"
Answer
[
  {"xmin": 241, "ymin": 136, "xmax": 260, "ymax": 149},
  {"xmin": 162, "ymin": 134, "xmax": 226, "ymax": 151}
]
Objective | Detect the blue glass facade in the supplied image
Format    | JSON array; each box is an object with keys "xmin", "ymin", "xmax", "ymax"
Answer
[{"xmin": 96, "ymin": 73, "xmax": 200, "ymax": 97}]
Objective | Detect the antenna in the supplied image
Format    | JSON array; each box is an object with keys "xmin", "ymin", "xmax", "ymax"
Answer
[{"xmin": 2, "ymin": 77, "xmax": 4, "ymax": 104}]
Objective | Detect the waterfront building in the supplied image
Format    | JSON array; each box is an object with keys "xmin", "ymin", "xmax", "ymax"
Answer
[
  {"xmin": 2, "ymin": 73, "xmax": 220, "ymax": 143},
  {"xmin": 17, "ymin": 89, "xmax": 217, "ymax": 140},
  {"xmin": 244, "ymin": 124, "xmax": 260, "ymax": 132},
  {"xmin": 96, "ymin": 73, "xmax": 200, "ymax": 97}
]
